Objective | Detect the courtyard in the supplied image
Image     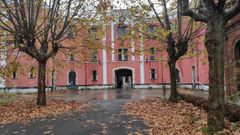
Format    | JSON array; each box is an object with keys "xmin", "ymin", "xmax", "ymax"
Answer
[
  {"xmin": 0, "ymin": 89, "xmax": 161, "ymax": 135},
  {"xmin": 0, "ymin": 89, "xmax": 239, "ymax": 135},
  {"xmin": 1, "ymin": 0, "xmax": 240, "ymax": 134}
]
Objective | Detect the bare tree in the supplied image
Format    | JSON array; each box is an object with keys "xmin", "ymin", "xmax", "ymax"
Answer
[
  {"xmin": 146, "ymin": 0, "xmax": 204, "ymax": 102},
  {"xmin": 123, "ymin": 0, "xmax": 204, "ymax": 102},
  {"xmin": 0, "ymin": 0, "xmax": 97, "ymax": 105},
  {"xmin": 181, "ymin": 0, "xmax": 240, "ymax": 132}
]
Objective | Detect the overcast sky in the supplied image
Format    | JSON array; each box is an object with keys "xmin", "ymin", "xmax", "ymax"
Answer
[{"xmin": 112, "ymin": 0, "xmax": 163, "ymax": 9}]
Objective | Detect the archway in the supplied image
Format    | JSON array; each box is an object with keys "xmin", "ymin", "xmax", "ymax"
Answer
[
  {"xmin": 68, "ymin": 71, "xmax": 76, "ymax": 85},
  {"xmin": 235, "ymin": 41, "xmax": 240, "ymax": 91},
  {"xmin": 115, "ymin": 69, "xmax": 133, "ymax": 89}
]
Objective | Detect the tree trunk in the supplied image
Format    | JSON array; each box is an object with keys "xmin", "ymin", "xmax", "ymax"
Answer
[
  {"xmin": 37, "ymin": 60, "xmax": 47, "ymax": 106},
  {"xmin": 205, "ymin": 17, "xmax": 225, "ymax": 132},
  {"xmin": 168, "ymin": 60, "xmax": 178, "ymax": 102}
]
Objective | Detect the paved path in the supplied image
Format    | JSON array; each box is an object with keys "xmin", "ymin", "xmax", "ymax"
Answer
[
  {"xmin": 0, "ymin": 88, "xmax": 212, "ymax": 135},
  {"xmin": 0, "ymin": 101, "xmax": 149, "ymax": 135},
  {"xmin": 0, "ymin": 89, "xmax": 164, "ymax": 135}
]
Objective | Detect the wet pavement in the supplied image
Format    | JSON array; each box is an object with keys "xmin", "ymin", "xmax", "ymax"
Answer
[
  {"xmin": 0, "ymin": 89, "xmax": 168, "ymax": 135},
  {"xmin": 1, "ymin": 88, "xmax": 238, "ymax": 135},
  {"xmin": 51, "ymin": 89, "xmax": 170, "ymax": 102},
  {"xmin": 0, "ymin": 88, "xmax": 218, "ymax": 135}
]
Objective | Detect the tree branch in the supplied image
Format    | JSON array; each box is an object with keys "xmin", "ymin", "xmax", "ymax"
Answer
[
  {"xmin": 225, "ymin": 0, "xmax": 240, "ymax": 21},
  {"xmin": 147, "ymin": 0, "xmax": 167, "ymax": 32},
  {"xmin": 218, "ymin": 0, "xmax": 226, "ymax": 10},
  {"xmin": 183, "ymin": 9, "xmax": 208, "ymax": 23}
]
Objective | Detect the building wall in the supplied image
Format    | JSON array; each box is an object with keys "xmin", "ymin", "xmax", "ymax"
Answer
[
  {"xmin": 225, "ymin": 14, "xmax": 240, "ymax": 94},
  {"xmin": 4, "ymin": 15, "xmax": 210, "ymax": 91}
]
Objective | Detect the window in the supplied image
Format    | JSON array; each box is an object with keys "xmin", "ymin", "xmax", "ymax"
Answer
[
  {"xmin": 67, "ymin": 31, "xmax": 72, "ymax": 38},
  {"xmin": 89, "ymin": 27, "xmax": 98, "ymax": 40},
  {"xmin": 51, "ymin": 70, "xmax": 56, "ymax": 86},
  {"xmin": 170, "ymin": 23, "xmax": 177, "ymax": 30},
  {"xmin": 92, "ymin": 70, "xmax": 97, "ymax": 81},
  {"xmin": 118, "ymin": 48, "xmax": 128, "ymax": 61},
  {"xmin": 117, "ymin": 26, "xmax": 127, "ymax": 37},
  {"xmin": 91, "ymin": 51, "xmax": 98, "ymax": 62},
  {"xmin": 192, "ymin": 66, "xmax": 196, "ymax": 88},
  {"xmin": 69, "ymin": 54, "xmax": 75, "ymax": 61},
  {"xmin": 150, "ymin": 69, "xmax": 156, "ymax": 80},
  {"xmin": 29, "ymin": 67, "xmax": 36, "ymax": 78},
  {"xmin": 147, "ymin": 25, "xmax": 157, "ymax": 38},
  {"xmin": 149, "ymin": 48, "xmax": 156, "ymax": 60},
  {"xmin": 12, "ymin": 70, "xmax": 16, "ymax": 79},
  {"xmin": 235, "ymin": 41, "xmax": 240, "ymax": 63},
  {"xmin": 67, "ymin": 28, "xmax": 76, "ymax": 39},
  {"xmin": 148, "ymin": 25, "xmax": 156, "ymax": 34}
]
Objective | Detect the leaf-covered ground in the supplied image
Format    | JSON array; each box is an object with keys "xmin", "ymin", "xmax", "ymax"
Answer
[
  {"xmin": 123, "ymin": 98, "xmax": 240, "ymax": 135},
  {"xmin": 0, "ymin": 91, "xmax": 89, "ymax": 125}
]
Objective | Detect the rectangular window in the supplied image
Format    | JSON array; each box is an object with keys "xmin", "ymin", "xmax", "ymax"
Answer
[
  {"xmin": 91, "ymin": 51, "xmax": 98, "ymax": 62},
  {"xmin": 67, "ymin": 31, "xmax": 73, "ymax": 38},
  {"xmin": 117, "ymin": 26, "xmax": 127, "ymax": 37},
  {"xmin": 67, "ymin": 27, "xmax": 76, "ymax": 39},
  {"xmin": 89, "ymin": 27, "xmax": 98, "ymax": 40},
  {"xmin": 147, "ymin": 25, "xmax": 158, "ymax": 39},
  {"xmin": 118, "ymin": 49, "xmax": 122, "ymax": 61},
  {"xmin": 51, "ymin": 70, "xmax": 55, "ymax": 86},
  {"xmin": 123, "ymin": 49, "xmax": 128, "ymax": 60},
  {"xmin": 150, "ymin": 69, "xmax": 156, "ymax": 80},
  {"xmin": 118, "ymin": 48, "xmax": 128, "ymax": 61},
  {"xmin": 149, "ymin": 48, "xmax": 156, "ymax": 60},
  {"xmin": 29, "ymin": 67, "xmax": 36, "ymax": 78},
  {"xmin": 12, "ymin": 70, "xmax": 16, "ymax": 79},
  {"xmin": 69, "ymin": 54, "xmax": 74, "ymax": 61},
  {"xmin": 148, "ymin": 25, "xmax": 156, "ymax": 34},
  {"xmin": 92, "ymin": 70, "xmax": 97, "ymax": 81}
]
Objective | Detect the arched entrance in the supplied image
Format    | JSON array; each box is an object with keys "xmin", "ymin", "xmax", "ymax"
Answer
[
  {"xmin": 68, "ymin": 71, "xmax": 76, "ymax": 85},
  {"xmin": 235, "ymin": 41, "xmax": 240, "ymax": 91},
  {"xmin": 115, "ymin": 69, "xmax": 133, "ymax": 89}
]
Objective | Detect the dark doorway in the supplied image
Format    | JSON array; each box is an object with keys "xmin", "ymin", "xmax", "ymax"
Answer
[
  {"xmin": 68, "ymin": 71, "xmax": 76, "ymax": 85},
  {"xmin": 235, "ymin": 41, "xmax": 240, "ymax": 63},
  {"xmin": 115, "ymin": 69, "xmax": 133, "ymax": 88}
]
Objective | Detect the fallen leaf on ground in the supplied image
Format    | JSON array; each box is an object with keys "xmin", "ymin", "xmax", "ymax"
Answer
[
  {"xmin": 0, "ymin": 97, "xmax": 89, "ymax": 125},
  {"xmin": 123, "ymin": 98, "xmax": 240, "ymax": 135}
]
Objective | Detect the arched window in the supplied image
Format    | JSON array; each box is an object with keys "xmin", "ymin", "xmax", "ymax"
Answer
[
  {"xmin": 234, "ymin": 41, "xmax": 240, "ymax": 63},
  {"xmin": 68, "ymin": 71, "xmax": 76, "ymax": 85}
]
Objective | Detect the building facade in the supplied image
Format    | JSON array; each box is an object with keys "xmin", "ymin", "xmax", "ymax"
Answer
[
  {"xmin": 225, "ymin": 13, "xmax": 240, "ymax": 94},
  {"xmin": 1, "ymin": 10, "xmax": 210, "ymax": 93}
]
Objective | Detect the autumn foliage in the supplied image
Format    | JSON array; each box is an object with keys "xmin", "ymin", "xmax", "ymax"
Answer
[
  {"xmin": 124, "ymin": 98, "xmax": 240, "ymax": 135},
  {"xmin": 0, "ymin": 94, "xmax": 89, "ymax": 125}
]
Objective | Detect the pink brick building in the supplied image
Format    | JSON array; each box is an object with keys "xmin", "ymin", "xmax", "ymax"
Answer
[{"xmin": 1, "ymin": 10, "xmax": 210, "ymax": 92}]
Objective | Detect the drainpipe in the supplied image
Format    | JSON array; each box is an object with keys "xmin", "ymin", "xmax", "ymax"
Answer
[{"xmin": 85, "ymin": 62, "xmax": 87, "ymax": 89}]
